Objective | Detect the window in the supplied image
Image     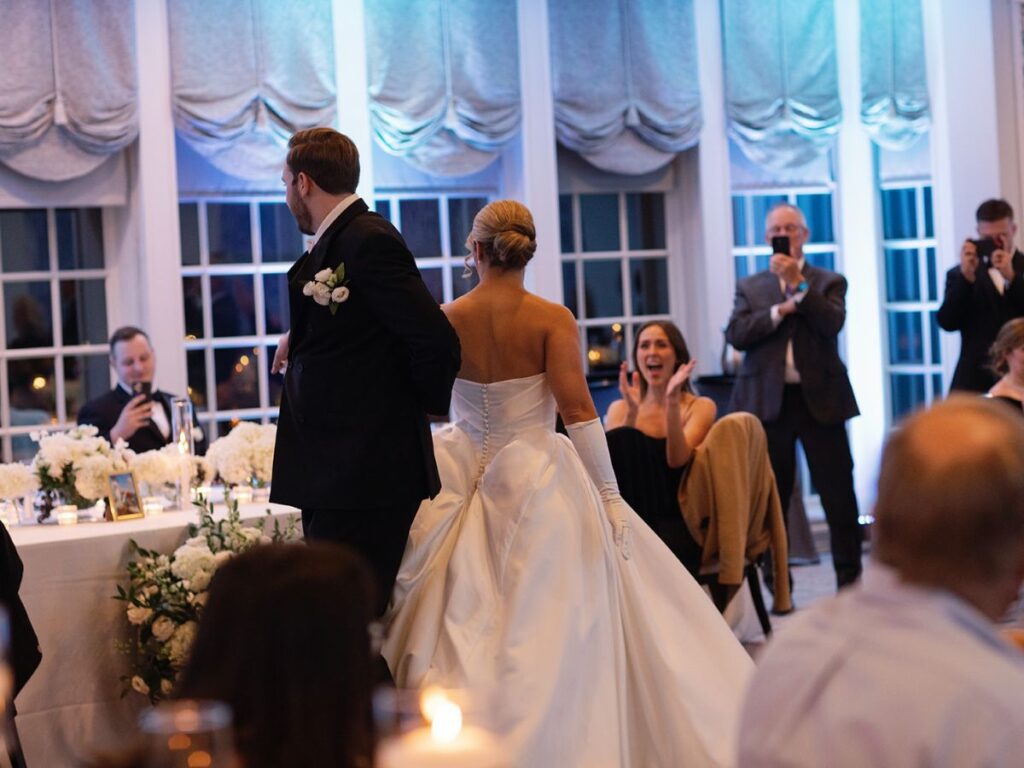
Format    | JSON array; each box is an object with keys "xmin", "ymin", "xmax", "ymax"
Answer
[
  {"xmin": 179, "ymin": 198, "xmax": 301, "ymax": 441},
  {"xmin": 372, "ymin": 193, "xmax": 491, "ymax": 304},
  {"xmin": 0, "ymin": 208, "xmax": 111, "ymax": 461},
  {"xmin": 560, "ymin": 192, "xmax": 671, "ymax": 378},
  {"xmin": 878, "ymin": 181, "xmax": 940, "ymax": 422},
  {"xmin": 731, "ymin": 189, "xmax": 838, "ymax": 280},
  {"xmin": 180, "ymin": 193, "xmax": 491, "ymax": 439}
]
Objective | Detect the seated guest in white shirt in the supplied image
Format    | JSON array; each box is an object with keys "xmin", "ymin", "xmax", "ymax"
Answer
[
  {"xmin": 77, "ymin": 326, "xmax": 204, "ymax": 454},
  {"xmin": 739, "ymin": 396, "xmax": 1024, "ymax": 768}
]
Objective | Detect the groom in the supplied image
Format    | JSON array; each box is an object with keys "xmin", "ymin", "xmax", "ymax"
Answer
[{"xmin": 270, "ymin": 127, "xmax": 461, "ymax": 614}]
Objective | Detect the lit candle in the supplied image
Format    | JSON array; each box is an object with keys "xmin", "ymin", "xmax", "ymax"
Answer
[
  {"xmin": 230, "ymin": 486, "xmax": 253, "ymax": 505},
  {"xmin": 143, "ymin": 497, "xmax": 164, "ymax": 517},
  {"xmin": 376, "ymin": 691, "xmax": 504, "ymax": 768},
  {"xmin": 55, "ymin": 505, "xmax": 78, "ymax": 526}
]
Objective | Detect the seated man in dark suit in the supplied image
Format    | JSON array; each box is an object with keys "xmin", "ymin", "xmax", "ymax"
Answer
[{"xmin": 77, "ymin": 326, "xmax": 205, "ymax": 454}]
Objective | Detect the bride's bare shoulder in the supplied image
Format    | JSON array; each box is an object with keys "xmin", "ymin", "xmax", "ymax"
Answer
[{"xmin": 524, "ymin": 294, "xmax": 575, "ymax": 324}]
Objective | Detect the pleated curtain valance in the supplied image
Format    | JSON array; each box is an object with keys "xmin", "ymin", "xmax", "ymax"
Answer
[
  {"xmin": 0, "ymin": 0, "xmax": 138, "ymax": 182},
  {"xmin": 722, "ymin": 0, "xmax": 841, "ymax": 171},
  {"xmin": 168, "ymin": 0, "xmax": 337, "ymax": 182},
  {"xmin": 549, "ymin": 0, "xmax": 701, "ymax": 175},
  {"xmin": 860, "ymin": 0, "xmax": 930, "ymax": 150},
  {"xmin": 365, "ymin": 0, "xmax": 521, "ymax": 177}
]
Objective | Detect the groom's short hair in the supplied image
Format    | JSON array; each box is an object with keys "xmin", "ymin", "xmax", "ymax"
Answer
[{"xmin": 287, "ymin": 128, "xmax": 360, "ymax": 195}]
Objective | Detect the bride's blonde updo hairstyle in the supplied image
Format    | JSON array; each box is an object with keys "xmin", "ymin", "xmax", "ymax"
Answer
[{"xmin": 466, "ymin": 200, "xmax": 537, "ymax": 271}]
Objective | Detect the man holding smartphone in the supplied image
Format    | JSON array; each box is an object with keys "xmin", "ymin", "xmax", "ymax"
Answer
[
  {"xmin": 78, "ymin": 326, "xmax": 204, "ymax": 453},
  {"xmin": 937, "ymin": 199, "xmax": 1024, "ymax": 393},
  {"xmin": 725, "ymin": 202, "xmax": 862, "ymax": 591}
]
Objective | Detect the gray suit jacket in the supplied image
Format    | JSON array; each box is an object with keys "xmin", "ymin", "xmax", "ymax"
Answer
[{"xmin": 724, "ymin": 264, "xmax": 859, "ymax": 425}]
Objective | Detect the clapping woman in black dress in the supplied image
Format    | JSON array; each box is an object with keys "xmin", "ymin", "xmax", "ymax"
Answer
[{"xmin": 604, "ymin": 321, "xmax": 716, "ymax": 574}]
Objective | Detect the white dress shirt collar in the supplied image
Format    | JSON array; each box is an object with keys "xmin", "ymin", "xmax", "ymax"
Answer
[{"xmin": 307, "ymin": 193, "xmax": 360, "ymax": 251}]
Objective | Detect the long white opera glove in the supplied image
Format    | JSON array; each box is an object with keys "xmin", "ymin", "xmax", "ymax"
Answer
[{"xmin": 566, "ymin": 418, "xmax": 632, "ymax": 560}]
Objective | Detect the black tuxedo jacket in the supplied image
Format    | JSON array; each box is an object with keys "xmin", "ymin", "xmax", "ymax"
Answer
[
  {"xmin": 936, "ymin": 250, "xmax": 1024, "ymax": 393},
  {"xmin": 0, "ymin": 522, "xmax": 40, "ymax": 698},
  {"xmin": 77, "ymin": 387, "xmax": 205, "ymax": 454},
  {"xmin": 270, "ymin": 200, "xmax": 461, "ymax": 510},
  {"xmin": 725, "ymin": 263, "xmax": 859, "ymax": 426}
]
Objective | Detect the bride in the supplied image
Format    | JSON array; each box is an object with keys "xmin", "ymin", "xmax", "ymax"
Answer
[{"xmin": 383, "ymin": 200, "xmax": 753, "ymax": 767}]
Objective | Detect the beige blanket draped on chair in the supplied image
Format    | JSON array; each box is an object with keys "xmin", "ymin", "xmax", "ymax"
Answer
[{"xmin": 679, "ymin": 412, "xmax": 792, "ymax": 614}]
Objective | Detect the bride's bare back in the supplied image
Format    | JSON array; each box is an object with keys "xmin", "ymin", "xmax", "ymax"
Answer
[{"xmin": 443, "ymin": 279, "xmax": 597, "ymax": 424}]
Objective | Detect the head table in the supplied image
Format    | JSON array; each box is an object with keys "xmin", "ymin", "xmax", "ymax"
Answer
[{"xmin": 8, "ymin": 499, "xmax": 299, "ymax": 767}]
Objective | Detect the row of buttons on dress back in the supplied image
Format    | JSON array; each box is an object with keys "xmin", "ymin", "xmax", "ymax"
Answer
[{"xmin": 476, "ymin": 383, "xmax": 491, "ymax": 482}]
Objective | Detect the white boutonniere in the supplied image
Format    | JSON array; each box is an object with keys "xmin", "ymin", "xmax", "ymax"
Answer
[{"xmin": 302, "ymin": 263, "xmax": 350, "ymax": 316}]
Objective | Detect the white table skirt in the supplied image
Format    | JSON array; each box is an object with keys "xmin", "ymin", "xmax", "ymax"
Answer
[{"xmin": 9, "ymin": 501, "xmax": 300, "ymax": 767}]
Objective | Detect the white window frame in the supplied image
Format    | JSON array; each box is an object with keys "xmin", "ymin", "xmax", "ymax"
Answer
[
  {"xmin": 0, "ymin": 208, "xmax": 112, "ymax": 461},
  {"xmin": 179, "ymin": 196, "xmax": 293, "ymax": 440},
  {"xmin": 372, "ymin": 190, "xmax": 496, "ymax": 304},
  {"xmin": 877, "ymin": 178, "xmax": 942, "ymax": 424},
  {"xmin": 559, "ymin": 191, "xmax": 674, "ymax": 377}
]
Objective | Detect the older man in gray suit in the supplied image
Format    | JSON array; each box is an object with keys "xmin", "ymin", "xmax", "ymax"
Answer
[{"xmin": 725, "ymin": 202, "xmax": 862, "ymax": 589}]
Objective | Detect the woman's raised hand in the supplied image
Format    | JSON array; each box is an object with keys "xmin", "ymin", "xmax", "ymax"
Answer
[
  {"xmin": 667, "ymin": 360, "xmax": 697, "ymax": 398},
  {"xmin": 618, "ymin": 362, "xmax": 641, "ymax": 414}
]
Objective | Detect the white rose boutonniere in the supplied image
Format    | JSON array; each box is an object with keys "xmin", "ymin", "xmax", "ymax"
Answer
[{"xmin": 303, "ymin": 262, "xmax": 350, "ymax": 316}]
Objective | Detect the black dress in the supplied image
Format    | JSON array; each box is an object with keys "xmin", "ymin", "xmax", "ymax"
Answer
[
  {"xmin": 986, "ymin": 393, "xmax": 1024, "ymax": 415},
  {"xmin": 606, "ymin": 426, "xmax": 703, "ymax": 576}
]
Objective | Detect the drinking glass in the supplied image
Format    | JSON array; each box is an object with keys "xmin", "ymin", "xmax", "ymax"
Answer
[{"xmin": 138, "ymin": 699, "xmax": 237, "ymax": 768}]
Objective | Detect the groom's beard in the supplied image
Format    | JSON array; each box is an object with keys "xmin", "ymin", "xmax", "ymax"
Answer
[{"xmin": 292, "ymin": 198, "xmax": 315, "ymax": 237}]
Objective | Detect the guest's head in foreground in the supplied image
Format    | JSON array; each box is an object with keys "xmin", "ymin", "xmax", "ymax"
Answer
[
  {"xmin": 465, "ymin": 199, "xmax": 537, "ymax": 274},
  {"xmin": 873, "ymin": 397, "xmax": 1024, "ymax": 618},
  {"xmin": 631, "ymin": 321, "xmax": 694, "ymax": 397},
  {"xmin": 283, "ymin": 127, "xmax": 360, "ymax": 236},
  {"xmin": 175, "ymin": 543, "xmax": 377, "ymax": 768},
  {"xmin": 737, "ymin": 397, "xmax": 1024, "ymax": 768}
]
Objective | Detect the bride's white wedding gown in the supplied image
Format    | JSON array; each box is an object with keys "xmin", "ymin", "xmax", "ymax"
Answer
[{"xmin": 383, "ymin": 374, "xmax": 753, "ymax": 767}]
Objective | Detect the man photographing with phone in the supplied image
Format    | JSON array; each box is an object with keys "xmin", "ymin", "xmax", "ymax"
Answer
[
  {"xmin": 78, "ymin": 326, "xmax": 205, "ymax": 453},
  {"xmin": 937, "ymin": 198, "xmax": 1024, "ymax": 392},
  {"xmin": 725, "ymin": 202, "xmax": 863, "ymax": 592}
]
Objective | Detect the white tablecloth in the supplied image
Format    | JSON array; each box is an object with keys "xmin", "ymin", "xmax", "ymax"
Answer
[{"xmin": 9, "ymin": 501, "xmax": 300, "ymax": 767}]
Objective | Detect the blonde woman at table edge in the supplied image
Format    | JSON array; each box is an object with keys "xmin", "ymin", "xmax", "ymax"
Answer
[{"xmin": 383, "ymin": 199, "xmax": 752, "ymax": 768}]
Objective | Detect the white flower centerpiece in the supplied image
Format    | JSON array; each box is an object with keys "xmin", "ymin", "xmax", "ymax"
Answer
[
  {"xmin": 0, "ymin": 463, "xmax": 39, "ymax": 525},
  {"xmin": 115, "ymin": 497, "xmax": 298, "ymax": 702},
  {"xmin": 204, "ymin": 422, "xmax": 276, "ymax": 500},
  {"xmin": 130, "ymin": 444, "xmax": 212, "ymax": 503},
  {"xmin": 31, "ymin": 426, "xmax": 134, "ymax": 520}
]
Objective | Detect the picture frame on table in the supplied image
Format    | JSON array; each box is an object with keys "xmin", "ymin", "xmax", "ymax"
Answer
[{"xmin": 107, "ymin": 472, "xmax": 144, "ymax": 521}]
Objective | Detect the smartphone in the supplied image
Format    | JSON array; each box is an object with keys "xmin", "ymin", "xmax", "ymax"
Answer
[
  {"xmin": 131, "ymin": 381, "xmax": 153, "ymax": 401},
  {"xmin": 771, "ymin": 235, "xmax": 790, "ymax": 256}
]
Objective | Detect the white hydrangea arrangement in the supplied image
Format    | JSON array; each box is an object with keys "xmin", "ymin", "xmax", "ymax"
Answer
[
  {"xmin": 31, "ymin": 425, "xmax": 134, "ymax": 509},
  {"xmin": 204, "ymin": 422, "xmax": 276, "ymax": 488},
  {"xmin": 0, "ymin": 463, "xmax": 39, "ymax": 500},
  {"xmin": 130, "ymin": 444, "xmax": 212, "ymax": 497},
  {"xmin": 116, "ymin": 498, "xmax": 298, "ymax": 702}
]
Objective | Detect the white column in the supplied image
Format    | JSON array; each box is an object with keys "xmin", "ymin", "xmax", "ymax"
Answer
[
  {"xmin": 509, "ymin": 0, "xmax": 561, "ymax": 302},
  {"xmin": 834, "ymin": 0, "xmax": 886, "ymax": 509},
  {"xmin": 924, "ymin": 0, "xmax": 1003, "ymax": 380},
  {"xmin": 332, "ymin": 0, "xmax": 374, "ymax": 197},
  {"xmin": 995, "ymin": 0, "xmax": 1022, "ymax": 217},
  {"xmin": 689, "ymin": 0, "xmax": 734, "ymax": 370},
  {"xmin": 131, "ymin": 0, "xmax": 186, "ymax": 395}
]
